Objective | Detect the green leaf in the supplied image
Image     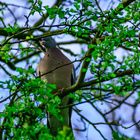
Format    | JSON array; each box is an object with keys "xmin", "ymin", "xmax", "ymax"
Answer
[
  {"xmin": 4, "ymin": 24, "xmax": 20, "ymax": 33},
  {"xmin": 58, "ymin": 10, "xmax": 65, "ymax": 19},
  {"xmin": 26, "ymin": 35, "xmax": 34, "ymax": 39},
  {"xmin": 113, "ymin": 131, "xmax": 132, "ymax": 140},
  {"xmin": 74, "ymin": 2, "xmax": 80, "ymax": 10},
  {"xmin": 82, "ymin": 68, "xmax": 87, "ymax": 73}
]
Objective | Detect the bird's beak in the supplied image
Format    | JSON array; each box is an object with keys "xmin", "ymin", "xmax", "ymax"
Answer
[
  {"xmin": 39, "ymin": 39, "xmax": 46, "ymax": 47},
  {"xmin": 39, "ymin": 39, "xmax": 47, "ymax": 52}
]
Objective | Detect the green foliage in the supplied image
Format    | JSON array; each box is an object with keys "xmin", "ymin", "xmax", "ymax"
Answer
[
  {"xmin": 0, "ymin": 0, "xmax": 140, "ymax": 139},
  {"xmin": 56, "ymin": 126, "xmax": 74, "ymax": 140},
  {"xmin": 4, "ymin": 23, "xmax": 20, "ymax": 33},
  {"xmin": 44, "ymin": 6, "xmax": 65, "ymax": 19},
  {"xmin": 0, "ymin": 66, "xmax": 63, "ymax": 139},
  {"xmin": 29, "ymin": 0, "xmax": 43, "ymax": 15},
  {"xmin": 113, "ymin": 131, "xmax": 133, "ymax": 140}
]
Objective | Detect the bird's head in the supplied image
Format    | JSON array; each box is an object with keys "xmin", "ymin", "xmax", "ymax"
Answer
[{"xmin": 39, "ymin": 37, "xmax": 56, "ymax": 52}]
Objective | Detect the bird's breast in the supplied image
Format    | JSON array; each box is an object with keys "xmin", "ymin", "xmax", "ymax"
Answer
[{"xmin": 37, "ymin": 55, "xmax": 73, "ymax": 89}]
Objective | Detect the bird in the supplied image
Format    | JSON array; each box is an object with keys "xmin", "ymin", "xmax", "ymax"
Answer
[{"xmin": 37, "ymin": 36, "xmax": 74, "ymax": 136}]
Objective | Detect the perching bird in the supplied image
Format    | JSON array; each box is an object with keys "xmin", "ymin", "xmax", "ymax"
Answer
[{"xmin": 37, "ymin": 37, "xmax": 73, "ymax": 136}]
